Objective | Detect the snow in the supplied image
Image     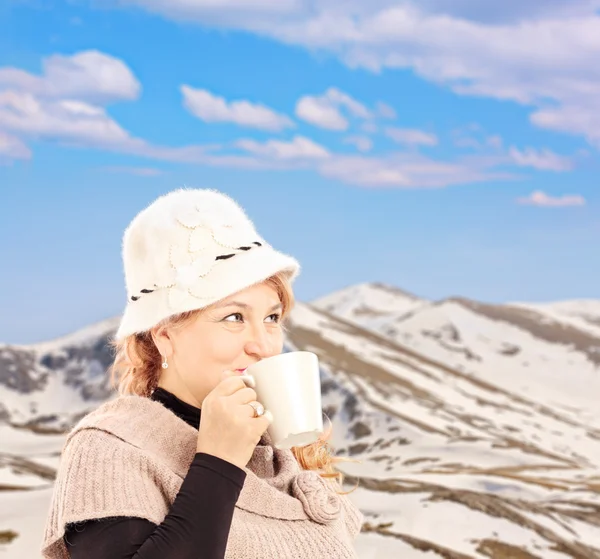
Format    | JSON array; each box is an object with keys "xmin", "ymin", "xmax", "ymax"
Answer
[
  {"xmin": 2, "ymin": 286, "xmax": 600, "ymax": 557},
  {"xmin": 355, "ymin": 299, "xmax": 600, "ymax": 422},
  {"xmin": 1, "ymin": 425, "xmax": 65, "ymax": 456},
  {"xmin": 311, "ymin": 282, "xmax": 425, "ymax": 330},
  {"xmin": 348, "ymin": 486, "xmax": 574, "ymax": 559},
  {"xmin": 288, "ymin": 294, "xmax": 600, "ymax": 555},
  {"xmin": 0, "ymin": 488, "xmax": 53, "ymax": 559},
  {"xmin": 511, "ymin": 299, "xmax": 600, "ymax": 338},
  {"xmin": 355, "ymin": 533, "xmax": 437, "ymax": 559}
]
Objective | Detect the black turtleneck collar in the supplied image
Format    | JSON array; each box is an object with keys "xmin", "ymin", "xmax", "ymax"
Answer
[{"xmin": 151, "ymin": 387, "xmax": 201, "ymax": 430}]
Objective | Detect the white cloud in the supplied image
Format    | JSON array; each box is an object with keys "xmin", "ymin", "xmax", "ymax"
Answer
[
  {"xmin": 0, "ymin": 50, "xmax": 144, "ymax": 161},
  {"xmin": 516, "ymin": 190, "xmax": 586, "ymax": 207},
  {"xmin": 385, "ymin": 127, "xmax": 438, "ymax": 146},
  {"xmin": 0, "ymin": 57, "xmax": 320, "ymax": 170},
  {"xmin": 0, "ymin": 91, "xmax": 132, "ymax": 147},
  {"xmin": 235, "ymin": 135, "xmax": 329, "ymax": 159},
  {"xmin": 318, "ymin": 152, "xmax": 511, "ymax": 188},
  {"xmin": 415, "ymin": 0, "xmax": 600, "ymax": 23},
  {"xmin": 115, "ymin": 1, "xmax": 600, "ymax": 148},
  {"xmin": 0, "ymin": 49, "xmax": 563, "ymax": 190},
  {"xmin": 0, "ymin": 50, "xmax": 140, "ymax": 103},
  {"xmin": 0, "ymin": 65, "xmax": 517, "ymax": 188},
  {"xmin": 319, "ymin": 156, "xmax": 411, "ymax": 186},
  {"xmin": 343, "ymin": 135, "xmax": 373, "ymax": 152},
  {"xmin": 530, "ymin": 105, "xmax": 600, "ymax": 147},
  {"xmin": 451, "ymin": 126, "xmax": 573, "ymax": 173},
  {"xmin": 0, "ymin": 52, "xmax": 226, "ymax": 163},
  {"xmin": 296, "ymin": 96, "xmax": 347, "ymax": 130},
  {"xmin": 361, "ymin": 121, "xmax": 378, "ymax": 134},
  {"xmin": 119, "ymin": 0, "xmax": 301, "ymax": 23},
  {"xmin": 0, "ymin": 51, "xmax": 325, "ymax": 170},
  {"xmin": 376, "ymin": 101, "xmax": 396, "ymax": 119},
  {"xmin": 0, "ymin": 131, "xmax": 31, "ymax": 161},
  {"xmin": 102, "ymin": 166, "xmax": 163, "ymax": 176},
  {"xmin": 452, "ymin": 125, "xmax": 504, "ymax": 151},
  {"xmin": 0, "ymin": 87, "xmax": 222, "ymax": 163},
  {"xmin": 295, "ymin": 87, "xmax": 371, "ymax": 130},
  {"xmin": 487, "ymin": 135, "xmax": 503, "ymax": 149},
  {"xmin": 181, "ymin": 86, "xmax": 294, "ymax": 131},
  {"xmin": 509, "ymin": 147, "xmax": 573, "ymax": 171}
]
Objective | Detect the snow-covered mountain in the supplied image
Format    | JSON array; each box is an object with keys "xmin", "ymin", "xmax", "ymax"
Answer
[
  {"xmin": 291, "ymin": 298, "xmax": 600, "ymax": 558},
  {"xmin": 2, "ymin": 283, "xmax": 600, "ymax": 558},
  {"xmin": 312, "ymin": 284, "xmax": 600, "ymax": 425},
  {"xmin": 312, "ymin": 282, "xmax": 426, "ymax": 332},
  {"xmin": 0, "ymin": 317, "xmax": 120, "ymax": 431},
  {"xmin": 511, "ymin": 299, "xmax": 600, "ymax": 338}
]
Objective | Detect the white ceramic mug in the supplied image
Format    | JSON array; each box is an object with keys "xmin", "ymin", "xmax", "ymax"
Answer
[{"xmin": 243, "ymin": 351, "xmax": 324, "ymax": 449}]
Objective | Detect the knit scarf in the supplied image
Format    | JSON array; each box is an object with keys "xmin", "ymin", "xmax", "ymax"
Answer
[{"xmin": 41, "ymin": 395, "xmax": 363, "ymax": 559}]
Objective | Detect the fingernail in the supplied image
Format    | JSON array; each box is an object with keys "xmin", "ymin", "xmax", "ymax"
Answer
[{"xmin": 264, "ymin": 410, "xmax": 274, "ymax": 423}]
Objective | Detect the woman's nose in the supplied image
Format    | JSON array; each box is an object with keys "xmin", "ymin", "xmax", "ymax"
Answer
[{"xmin": 245, "ymin": 326, "xmax": 275, "ymax": 358}]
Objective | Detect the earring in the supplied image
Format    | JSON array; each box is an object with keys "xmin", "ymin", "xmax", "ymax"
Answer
[{"xmin": 161, "ymin": 356, "xmax": 169, "ymax": 369}]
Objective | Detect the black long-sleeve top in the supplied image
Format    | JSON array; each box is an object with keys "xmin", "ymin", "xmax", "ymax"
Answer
[{"xmin": 62, "ymin": 388, "xmax": 247, "ymax": 559}]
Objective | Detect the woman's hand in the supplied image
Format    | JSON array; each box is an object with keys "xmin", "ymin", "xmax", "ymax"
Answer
[{"xmin": 196, "ymin": 370, "xmax": 273, "ymax": 470}]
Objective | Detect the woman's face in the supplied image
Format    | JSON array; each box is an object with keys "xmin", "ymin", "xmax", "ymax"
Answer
[{"xmin": 153, "ymin": 281, "xmax": 285, "ymax": 407}]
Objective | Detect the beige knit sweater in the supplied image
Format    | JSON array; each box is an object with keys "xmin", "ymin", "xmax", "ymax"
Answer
[{"xmin": 41, "ymin": 395, "xmax": 364, "ymax": 559}]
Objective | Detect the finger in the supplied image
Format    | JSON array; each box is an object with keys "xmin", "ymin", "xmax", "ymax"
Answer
[
  {"xmin": 214, "ymin": 374, "xmax": 254, "ymax": 397},
  {"xmin": 229, "ymin": 387, "xmax": 258, "ymax": 405},
  {"xmin": 243, "ymin": 400, "xmax": 261, "ymax": 419},
  {"xmin": 243, "ymin": 400, "xmax": 273, "ymax": 422},
  {"xmin": 253, "ymin": 410, "xmax": 274, "ymax": 434},
  {"xmin": 219, "ymin": 370, "xmax": 255, "ymax": 389}
]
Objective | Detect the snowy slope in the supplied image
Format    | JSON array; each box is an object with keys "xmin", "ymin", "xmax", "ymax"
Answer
[
  {"xmin": 0, "ymin": 316, "xmax": 120, "ymax": 430},
  {"xmin": 288, "ymin": 302, "xmax": 600, "ymax": 558},
  {"xmin": 2, "ymin": 285, "xmax": 600, "ymax": 558},
  {"xmin": 312, "ymin": 287, "xmax": 600, "ymax": 424},
  {"xmin": 511, "ymin": 299, "xmax": 600, "ymax": 338},
  {"xmin": 312, "ymin": 282, "xmax": 426, "ymax": 332}
]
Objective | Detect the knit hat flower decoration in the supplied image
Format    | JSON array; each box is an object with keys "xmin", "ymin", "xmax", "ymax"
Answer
[
  {"xmin": 152, "ymin": 204, "xmax": 258, "ymax": 309},
  {"xmin": 115, "ymin": 188, "xmax": 300, "ymax": 340}
]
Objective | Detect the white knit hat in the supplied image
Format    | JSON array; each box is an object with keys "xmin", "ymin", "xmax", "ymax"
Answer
[{"xmin": 115, "ymin": 188, "xmax": 300, "ymax": 340}]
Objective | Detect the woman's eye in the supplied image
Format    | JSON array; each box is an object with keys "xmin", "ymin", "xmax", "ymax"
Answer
[
  {"xmin": 223, "ymin": 312, "xmax": 244, "ymax": 322},
  {"xmin": 223, "ymin": 312, "xmax": 281, "ymax": 323}
]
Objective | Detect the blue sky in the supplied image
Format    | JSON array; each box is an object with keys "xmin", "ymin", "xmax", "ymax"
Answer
[{"xmin": 1, "ymin": 0, "xmax": 599, "ymax": 344}]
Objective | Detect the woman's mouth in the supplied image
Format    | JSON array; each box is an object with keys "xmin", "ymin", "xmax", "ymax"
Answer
[{"xmin": 235, "ymin": 368, "xmax": 247, "ymax": 374}]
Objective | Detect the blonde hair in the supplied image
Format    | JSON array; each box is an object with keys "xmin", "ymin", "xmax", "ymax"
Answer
[{"xmin": 110, "ymin": 272, "xmax": 358, "ymax": 494}]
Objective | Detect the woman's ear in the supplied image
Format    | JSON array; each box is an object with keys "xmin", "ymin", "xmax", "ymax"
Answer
[{"xmin": 150, "ymin": 324, "xmax": 174, "ymax": 358}]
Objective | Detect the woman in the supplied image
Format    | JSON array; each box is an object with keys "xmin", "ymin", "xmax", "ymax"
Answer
[{"xmin": 42, "ymin": 188, "xmax": 363, "ymax": 559}]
